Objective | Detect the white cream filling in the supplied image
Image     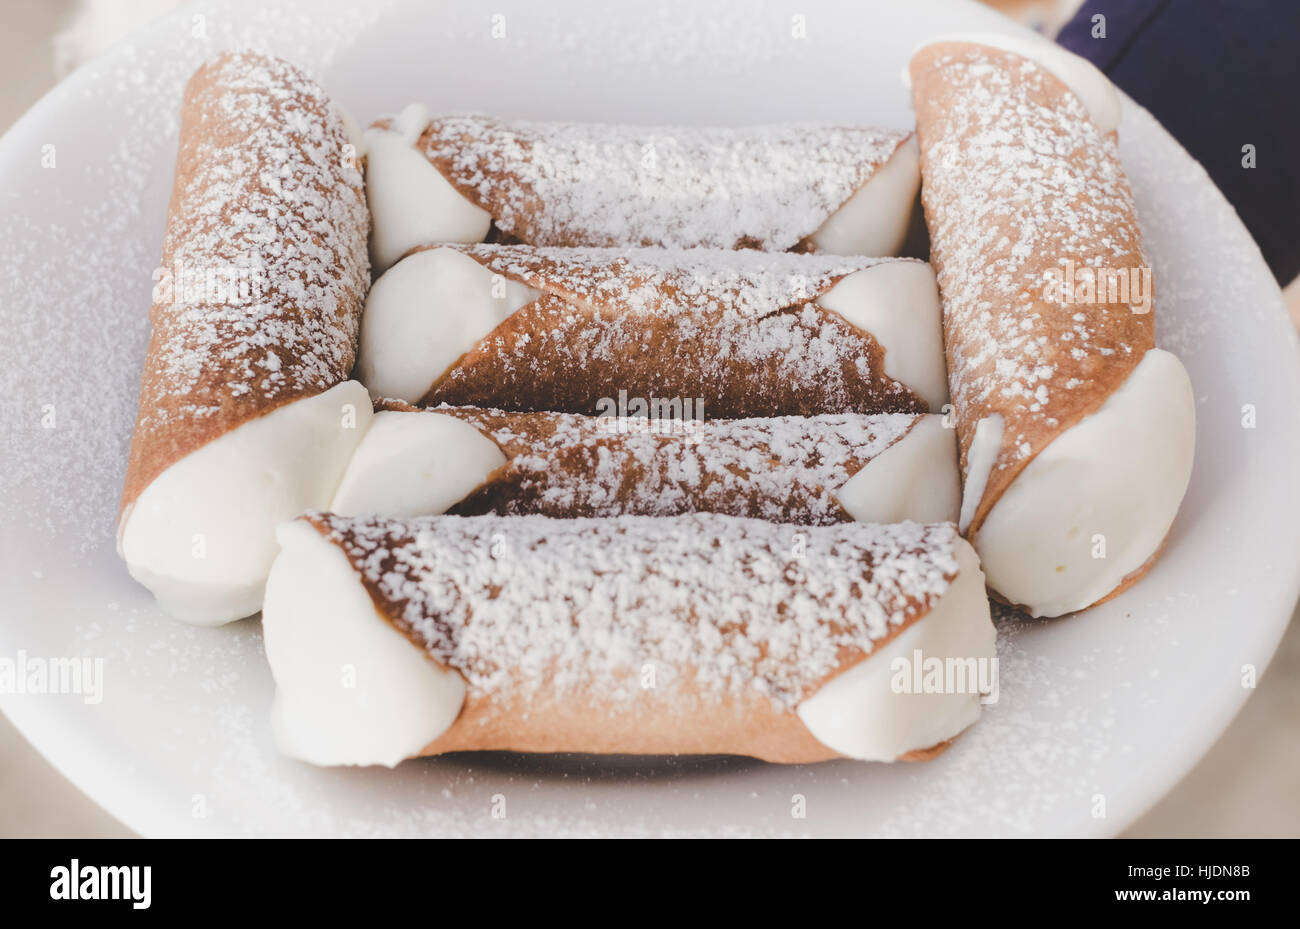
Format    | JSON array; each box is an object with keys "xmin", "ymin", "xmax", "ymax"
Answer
[
  {"xmin": 835, "ymin": 414, "xmax": 960, "ymax": 524},
  {"xmin": 365, "ymin": 103, "xmax": 492, "ymax": 274},
  {"xmin": 957, "ymin": 413, "xmax": 1004, "ymax": 534},
  {"xmin": 809, "ymin": 136, "xmax": 920, "ymax": 257},
  {"xmin": 797, "ymin": 537, "xmax": 994, "ymax": 761},
  {"xmin": 367, "ymin": 103, "xmax": 920, "ymax": 268},
  {"xmin": 335, "ymin": 104, "xmax": 366, "ymax": 157},
  {"xmin": 389, "ymin": 102, "xmax": 429, "ymax": 144},
  {"xmin": 265, "ymin": 522, "xmax": 992, "ymax": 767},
  {"xmin": 907, "ymin": 32, "xmax": 1120, "ymax": 134},
  {"xmin": 330, "ymin": 410, "xmax": 508, "ymax": 517},
  {"xmin": 356, "ymin": 247, "xmax": 540, "ymax": 403},
  {"xmin": 360, "ymin": 252, "xmax": 945, "ymax": 410},
  {"xmin": 974, "ymin": 349, "xmax": 1195, "ymax": 617},
  {"xmin": 819, "ymin": 261, "xmax": 949, "ymax": 411},
  {"xmin": 334, "ymin": 409, "xmax": 959, "ymax": 523},
  {"xmin": 263, "ymin": 521, "xmax": 467, "ymax": 767},
  {"xmin": 118, "ymin": 380, "xmax": 373, "ymax": 626}
]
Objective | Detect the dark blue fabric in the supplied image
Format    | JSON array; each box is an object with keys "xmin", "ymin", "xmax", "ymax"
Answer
[{"xmin": 1058, "ymin": 0, "xmax": 1300, "ymax": 284}]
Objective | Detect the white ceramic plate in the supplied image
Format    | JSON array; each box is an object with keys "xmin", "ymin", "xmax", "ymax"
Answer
[{"xmin": 1, "ymin": 0, "xmax": 1297, "ymax": 837}]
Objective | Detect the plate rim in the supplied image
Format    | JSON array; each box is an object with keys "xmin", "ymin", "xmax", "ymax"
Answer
[{"xmin": 2, "ymin": 0, "xmax": 1298, "ymax": 838}]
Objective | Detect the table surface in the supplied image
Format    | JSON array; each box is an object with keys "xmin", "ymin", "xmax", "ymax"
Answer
[{"xmin": 0, "ymin": 0, "xmax": 1295, "ymax": 839}]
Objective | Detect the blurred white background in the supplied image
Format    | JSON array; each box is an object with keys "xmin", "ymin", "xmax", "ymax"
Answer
[{"xmin": 0, "ymin": 0, "xmax": 1295, "ymax": 838}]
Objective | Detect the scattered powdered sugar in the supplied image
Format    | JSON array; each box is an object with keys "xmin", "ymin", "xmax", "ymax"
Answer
[
  {"xmin": 427, "ymin": 245, "xmax": 924, "ymax": 415},
  {"xmin": 434, "ymin": 406, "xmax": 918, "ymax": 524},
  {"xmin": 131, "ymin": 51, "xmax": 368, "ymax": 446},
  {"xmin": 0, "ymin": 1, "xmax": 391, "ymax": 550},
  {"xmin": 1, "ymin": 0, "xmax": 1273, "ymax": 837},
  {"xmin": 308, "ymin": 512, "xmax": 960, "ymax": 708},
  {"xmin": 915, "ymin": 46, "xmax": 1151, "ymax": 476},
  {"xmin": 459, "ymin": 243, "xmax": 886, "ymax": 316},
  {"xmin": 414, "ymin": 115, "xmax": 909, "ymax": 251}
]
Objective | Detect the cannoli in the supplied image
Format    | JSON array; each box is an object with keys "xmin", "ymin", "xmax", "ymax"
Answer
[
  {"xmin": 262, "ymin": 513, "xmax": 995, "ymax": 766},
  {"xmin": 330, "ymin": 404, "xmax": 960, "ymax": 526},
  {"xmin": 909, "ymin": 36, "xmax": 1195, "ymax": 617},
  {"xmin": 117, "ymin": 51, "xmax": 372, "ymax": 625},
  {"xmin": 357, "ymin": 245, "xmax": 949, "ymax": 416},
  {"xmin": 364, "ymin": 108, "xmax": 922, "ymax": 272}
]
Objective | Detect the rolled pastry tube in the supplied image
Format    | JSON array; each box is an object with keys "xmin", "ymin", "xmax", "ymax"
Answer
[
  {"xmin": 263, "ymin": 513, "xmax": 995, "ymax": 766},
  {"xmin": 331, "ymin": 405, "xmax": 960, "ymax": 526},
  {"xmin": 364, "ymin": 107, "xmax": 922, "ymax": 272},
  {"xmin": 357, "ymin": 245, "xmax": 949, "ymax": 416},
  {"xmin": 117, "ymin": 52, "xmax": 373, "ymax": 625},
  {"xmin": 909, "ymin": 37, "xmax": 1195, "ymax": 617}
]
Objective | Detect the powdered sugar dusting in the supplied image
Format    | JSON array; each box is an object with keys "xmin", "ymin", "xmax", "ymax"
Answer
[
  {"xmin": 414, "ymin": 115, "xmax": 908, "ymax": 250},
  {"xmin": 131, "ymin": 52, "xmax": 368, "ymax": 445},
  {"xmin": 460, "ymin": 244, "xmax": 885, "ymax": 315},
  {"xmin": 430, "ymin": 405, "xmax": 918, "ymax": 524},
  {"xmin": 914, "ymin": 45, "xmax": 1151, "ymax": 478},
  {"xmin": 309, "ymin": 512, "xmax": 960, "ymax": 708},
  {"xmin": 2, "ymin": 0, "xmax": 1283, "ymax": 839},
  {"xmin": 0, "ymin": 2, "xmax": 391, "ymax": 547},
  {"xmin": 426, "ymin": 245, "xmax": 925, "ymax": 416}
]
